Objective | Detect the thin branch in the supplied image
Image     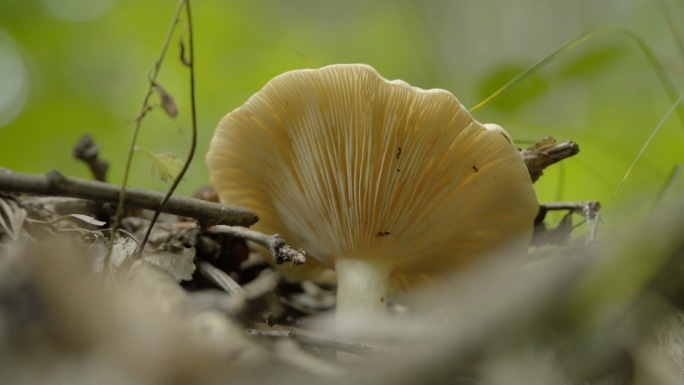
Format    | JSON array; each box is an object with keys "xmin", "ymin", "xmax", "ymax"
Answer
[
  {"xmin": 110, "ymin": 0, "xmax": 184, "ymax": 261},
  {"xmin": 210, "ymin": 225, "xmax": 306, "ymax": 265},
  {"xmin": 139, "ymin": 0, "xmax": 198, "ymax": 252},
  {"xmin": 0, "ymin": 169, "xmax": 258, "ymax": 228},
  {"xmin": 522, "ymin": 136, "xmax": 579, "ymax": 183},
  {"xmin": 242, "ymin": 269, "xmax": 282, "ymax": 300},
  {"xmin": 541, "ymin": 201, "xmax": 601, "ymax": 216},
  {"xmin": 246, "ymin": 327, "xmax": 401, "ymax": 355},
  {"xmin": 197, "ymin": 261, "xmax": 245, "ymax": 295},
  {"xmin": 538, "ymin": 200, "xmax": 601, "ymax": 243},
  {"xmin": 615, "ymin": 93, "xmax": 684, "ymax": 193}
]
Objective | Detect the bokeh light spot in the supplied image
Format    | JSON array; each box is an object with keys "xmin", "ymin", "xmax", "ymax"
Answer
[
  {"xmin": 0, "ymin": 30, "xmax": 29, "ymax": 129},
  {"xmin": 42, "ymin": 0, "xmax": 116, "ymax": 22}
]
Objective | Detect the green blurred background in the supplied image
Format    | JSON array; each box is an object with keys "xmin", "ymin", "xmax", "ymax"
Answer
[{"xmin": 0, "ymin": 0, "xmax": 682, "ymax": 228}]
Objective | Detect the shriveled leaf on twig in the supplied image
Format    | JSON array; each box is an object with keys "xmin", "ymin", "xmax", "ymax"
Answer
[
  {"xmin": 179, "ymin": 34, "xmax": 191, "ymax": 67},
  {"xmin": 152, "ymin": 81, "xmax": 178, "ymax": 118},
  {"xmin": 62, "ymin": 214, "xmax": 106, "ymax": 227},
  {"xmin": 89, "ymin": 233, "xmax": 138, "ymax": 273},
  {"xmin": 135, "ymin": 146, "xmax": 184, "ymax": 183}
]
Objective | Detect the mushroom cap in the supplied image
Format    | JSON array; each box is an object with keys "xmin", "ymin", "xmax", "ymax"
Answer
[{"xmin": 206, "ymin": 64, "xmax": 538, "ymax": 291}]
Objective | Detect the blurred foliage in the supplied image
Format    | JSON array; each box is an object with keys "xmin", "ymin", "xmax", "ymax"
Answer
[
  {"xmin": 476, "ymin": 62, "xmax": 551, "ymax": 111},
  {"xmin": 0, "ymin": 0, "xmax": 683, "ymax": 230},
  {"xmin": 2, "ymin": 3, "xmax": 684, "ymax": 382}
]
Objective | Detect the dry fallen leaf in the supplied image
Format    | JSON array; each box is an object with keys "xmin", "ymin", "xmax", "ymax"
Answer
[
  {"xmin": 152, "ymin": 81, "xmax": 179, "ymax": 118},
  {"xmin": 132, "ymin": 246, "xmax": 196, "ymax": 282}
]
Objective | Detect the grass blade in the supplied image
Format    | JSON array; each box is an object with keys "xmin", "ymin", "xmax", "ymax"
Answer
[
  {"xmin": 470, "ymin": 27, "xmax": 684, "ymax": 130},
  {"xmin": 615, "ymin": 93, "xmax": 684, "ymax": 193}
]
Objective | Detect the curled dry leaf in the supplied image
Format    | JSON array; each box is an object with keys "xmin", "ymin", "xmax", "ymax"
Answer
[
  {"xmin": 62, "ymin": 214, "xmax": 106, "ymax": 227},
  {"xmin": 179, "ymin": 37, "xmax": 191, "ymax": 67},
  {"xmin": 152, "ymin": 81, "xmax": 178, "ymax": 118}
]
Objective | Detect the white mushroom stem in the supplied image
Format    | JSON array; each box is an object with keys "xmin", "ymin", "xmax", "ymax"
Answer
[{"xmin": 335, "ymin": 258, "xmax": 390, "ymax": 318}]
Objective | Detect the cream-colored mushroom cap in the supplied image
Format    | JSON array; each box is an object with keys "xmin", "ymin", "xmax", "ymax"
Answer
[{"xmin": 207, "ymin": 64, "xmax": 538, "ymax": 314}]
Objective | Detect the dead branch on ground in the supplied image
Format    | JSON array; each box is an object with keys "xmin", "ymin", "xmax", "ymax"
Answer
[{"xmin": 0, "ymin": 169, "xmax": 257, "ymax": 228}]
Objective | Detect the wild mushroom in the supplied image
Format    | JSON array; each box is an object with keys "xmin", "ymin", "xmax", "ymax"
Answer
[{"xmin": 206, "ymin": 64, "xmax": 538, "ymax": 318}]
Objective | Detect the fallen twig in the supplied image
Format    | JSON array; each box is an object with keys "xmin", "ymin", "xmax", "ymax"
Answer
[
  {"xmin": 242, "ymin": 269, "xmax": 282, "ymax": 299},
  {"xmin": 534, "ymin": 200, "xmax": 601, "ymax": 245},
  {"xmin": 522, "ymin": 136, "xmax": 580, "ymax": 183},
  {"xmin": 210, "ymin": 225, "xmax": 306, "ymax": 265},
  {"xmin": 541, "ymin": 201, "xmax": 600, "ymax": 216},
  {"xmin": 0, "ymin": 169, "xmax": 258, "ymax": 228},
  {"xmin": 73, "ymin": 134, "xmax": 109, "ymax": 182},
  {"xmin": 197, "ymin": 261, "xmax": 245, "ymax": 295}
]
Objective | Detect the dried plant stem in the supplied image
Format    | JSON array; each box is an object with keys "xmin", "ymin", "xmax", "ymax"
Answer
[
  {"xmin": 139, "ymin": 0, "xmax": 198, "ymax": 252},
  {"xmin": 109, "ymin": 0, "xmax": 185, "ymax": 265},
  {"xmin": 209, "ymin": 225, "xmax": 306, "ymax": 265},
  {"xmin": 73, "ymin": 134, "xmax": 109, "ymax": 182},
  {"xmin": 113, "ymin": 3, "xmax": 183, "ymax": 220},
  {"xmin": 541, "ymin": 201, "xmax": 600, "ymax": 214},
  {"xmin": 540, "ymin": 200, "xmax": 601, "ymax": 242},
  {"xmin": 616, "ymin": 93, "xmax": 684, "ymax": 193},
  {"xmin": 522, "ymin": 136, "xmax": 579, "ymax": 183},
  {"xmin": 197, "ymin": 261, "xmax": 245, "ymax": 295},
  {"xmin": 0, "ymin": 169, "xmax": 258, "ymax": 228}
]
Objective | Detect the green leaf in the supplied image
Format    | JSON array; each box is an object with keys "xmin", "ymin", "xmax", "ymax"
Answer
[{"xmin": 135, "ymin": 146, "xmax": 184, "ymax": 183}]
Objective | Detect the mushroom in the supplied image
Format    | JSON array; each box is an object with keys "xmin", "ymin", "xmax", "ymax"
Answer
[{"xmin": 206, "ymin": 64, "xmax": 538, "ymax": 318}]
